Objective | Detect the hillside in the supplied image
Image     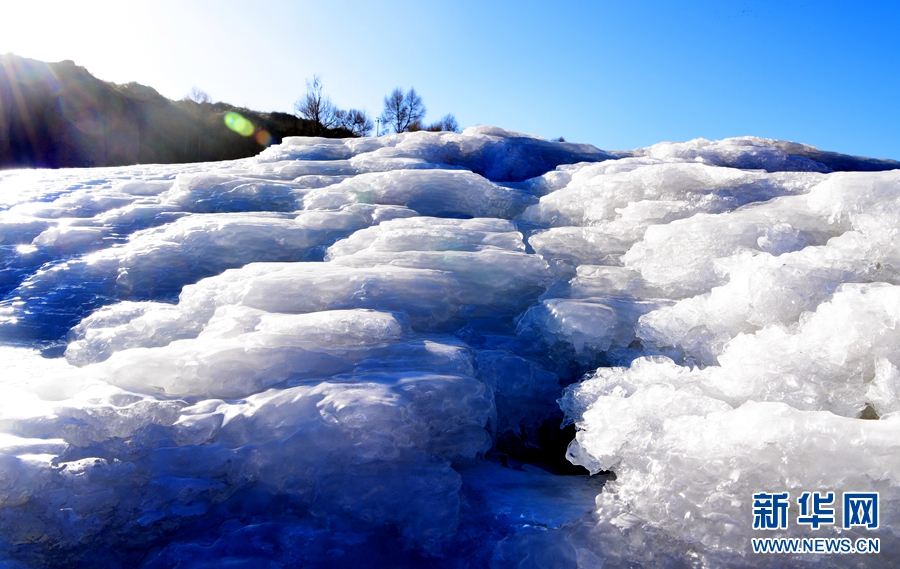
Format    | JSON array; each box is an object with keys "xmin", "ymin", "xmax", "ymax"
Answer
[{"xmin": 0, "ymin": 54, "xmax": 352, "ymax": 169}]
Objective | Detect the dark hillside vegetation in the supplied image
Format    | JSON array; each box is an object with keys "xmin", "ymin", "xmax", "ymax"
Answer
[{"xmin": 0, "ymin": 54, "xmax": 352, "ymax": 169}]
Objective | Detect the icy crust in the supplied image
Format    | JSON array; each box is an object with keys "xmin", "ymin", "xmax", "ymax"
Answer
[
  {"xmin": 497, "ymin": 138, "xmax": 900, "ymax": 565},
  {"xmin": 64, "ymin": 243, "xmax": 553, "ymax": 368},
  {"xmin": 521, "ymin": 160, "xmax": 825, "ymax": 270},
  {"xmin": 566, "ymin": 398, "xmax": 900, "ymax": 568},
  {"xmin": 2, "ymin": 371, "xmax": 491, "ymax": 560},
  {"xmin": 302, "ymin": 169, "xmax": 535, "ymax": 218},
  {"xmin": 2, "ymin": 130, "xmax": 900, "ymax": 567},
  {"xmin": 628, "ymin": 136, "xmax": 833, "ymax": 172},
  {"xmin": 624, "ymin": 136, "xmax": 900, "ymax": 173},
  {"xmin": 551, "ymin": 160, "xmax": 900, "ymax": 563},
  {"xmin": 250, "ymin": 126, "xmax": 614, "ymax": 183}
]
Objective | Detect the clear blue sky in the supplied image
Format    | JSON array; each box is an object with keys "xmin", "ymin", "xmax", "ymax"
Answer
[{"xmin": 2, "ymin": 0, "xmax": 898, "ymax": 159}]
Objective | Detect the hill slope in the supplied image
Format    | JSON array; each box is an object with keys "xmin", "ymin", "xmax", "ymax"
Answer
[{"xmin": 0, "ymin": 54, "xmax": 351, "ymax": 169}]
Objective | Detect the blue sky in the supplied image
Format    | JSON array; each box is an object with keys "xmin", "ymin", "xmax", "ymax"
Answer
[{"xmin": 2, "ymin": 0, "xmax": 898, "ymax": 159}]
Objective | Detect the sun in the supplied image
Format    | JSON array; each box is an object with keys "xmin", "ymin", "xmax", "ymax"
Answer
[{"xmin": 0, "ymin": 1, "xmax": 159, "ymax": 87}]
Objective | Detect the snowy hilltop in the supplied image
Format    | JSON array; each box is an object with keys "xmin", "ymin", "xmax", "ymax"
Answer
[{"xmin": 0, "ymin": 127, "xmax": 899, "ymax": 568}]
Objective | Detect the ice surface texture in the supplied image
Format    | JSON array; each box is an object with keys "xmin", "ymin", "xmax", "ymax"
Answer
[{"xmin": 0, "ymin": 128, "xmax": 899, "ymax": 568}]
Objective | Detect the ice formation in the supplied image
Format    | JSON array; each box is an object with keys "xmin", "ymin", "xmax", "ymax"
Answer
[{"xmin": 1, "ymin": 127, "xmax": 899, "ymax": 567}]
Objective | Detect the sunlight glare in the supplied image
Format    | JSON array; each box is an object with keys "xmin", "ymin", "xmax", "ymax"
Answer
[
  {"xmin": 255, "ymin": 129, "xmax": 273, "ymax": 146},
  {"xmin": 224, "ymin": 111, "xmax": 254, "ymax": 137}
]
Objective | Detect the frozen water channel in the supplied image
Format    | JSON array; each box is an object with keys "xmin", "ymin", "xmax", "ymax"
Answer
[{"xmin": 0, "ymin": 127, "xmax": 899, "ymax": 567}]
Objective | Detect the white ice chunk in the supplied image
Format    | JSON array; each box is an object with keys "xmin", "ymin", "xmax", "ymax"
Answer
[
  {"xmin": 566, "ymin": 396, "xmax": 900, "ymax": 566},
  {"xmin": 164, "ymin": 173, "xmax": 304, "ymax": 212},
  {"xmin": 521, "ymin": 161, "xmax": 820, "ymax": 229},
  {"xmin": 633, "ymin": 136, "xmax": 832, "ymax": 172},
  {"xmin": 326, "ymin": 217, "xmax": 523, "ymax": 258},
  {"xmin": 303, "ymin": 169, "xmax": 533, "ymax": 219}
]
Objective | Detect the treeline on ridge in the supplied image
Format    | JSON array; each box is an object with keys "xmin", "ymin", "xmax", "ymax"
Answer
[{"xmin": 293, "ymin": 75, "xmax": 459, "ymax": 137}]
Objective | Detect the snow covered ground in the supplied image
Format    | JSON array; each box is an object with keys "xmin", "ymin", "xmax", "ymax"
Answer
[{"xmin": 0, "ymin": 127, "xmax": 898, "ymax": 567}]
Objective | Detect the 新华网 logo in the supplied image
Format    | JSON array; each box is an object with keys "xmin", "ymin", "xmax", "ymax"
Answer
[{"xmin": 752, "ymin": 491, "xmax": 879, "ymax": 531}]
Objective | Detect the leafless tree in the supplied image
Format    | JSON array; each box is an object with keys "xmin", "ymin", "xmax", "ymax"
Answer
[
  {"xmin": 381, "ymin": 88, "xmax": 406, "ymax": 133},
  {"xmin": 334, "ymin": 108, "xmax": 374, "ymax": 137},
  {"xmin": 294, "ymin": 75, "xmax": 336, "ymax": 136},
  {"xmin": 185, "ymin": 87, "xmax": 211, "ymax": 104},
  {"xmin": 379, "ymin": 87, "xmax": 426, "ymax": 133},
  {"xmin": 423, "ymin": 114, "xmax": 460, "ymax": 133},
  {"xmin": 439, "ymin": 114, "xmax": 460, "ymax": 133}
]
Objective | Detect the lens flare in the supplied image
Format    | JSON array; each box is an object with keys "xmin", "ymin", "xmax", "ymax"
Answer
[
  {"xmin": 255, "ymin": 130, "xmax": 272, "ymax": 147},
  {"xmin": 223, "ymin": 112, "xmax": 254, "ymax": 137}
]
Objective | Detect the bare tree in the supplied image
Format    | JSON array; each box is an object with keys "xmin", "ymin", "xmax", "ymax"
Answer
[
  {"xmin": 185, "ymin": 87, "xmax": 211, "ymax": 104},
  {"xmin": 405, "ymin": 88, "xmax": 425, "ymax": 130},
  {"xmin": 334, "ymin": 108, "xmax": 374, "ymax": 137},
  {"xmin": 294, "ymin": 75, "xmax": 336, "ymax": 136},
  {"xmin": 424, "ymin": 114, "xmax": 460, "ymax": 133},
  {"xmin": 440, "ymin": 114, "xmax": 460, "ymax": 133},
  {"xmin": 379, "ymin": 87, "xmax": 426, "ymax": 133},
  {"xmin": 381, "ymin": 88, "xmax": 406, "ymax": 133}
]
